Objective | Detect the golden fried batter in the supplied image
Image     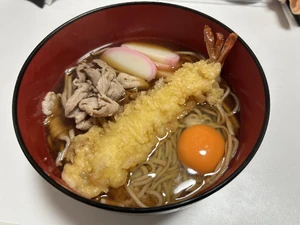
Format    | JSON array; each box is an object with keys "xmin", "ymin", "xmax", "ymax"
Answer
[{"xmin": 62, "ymin": 61, "xmax": 223, "ymax": 198}]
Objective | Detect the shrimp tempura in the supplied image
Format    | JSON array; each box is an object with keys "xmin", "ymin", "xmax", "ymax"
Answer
[{"xmin": 61, "ymin": 27, "xmax": 238, "ymax": 198}]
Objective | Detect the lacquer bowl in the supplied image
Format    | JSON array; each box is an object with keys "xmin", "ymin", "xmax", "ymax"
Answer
[{"xmin": 12, "ymin": 2, "xmax": 270, "ymax": 213}]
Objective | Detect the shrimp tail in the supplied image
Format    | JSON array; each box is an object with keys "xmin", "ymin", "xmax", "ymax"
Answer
[
  {"xmin": 217, "ymin": 33, "xmax": 238, "ymax": 65},
  {"xmin": 204, "ymin": 25, "xmax": 238, "ymax": 65},
  {"xmin": 204, "ymin": 25, "xmax": 216, "ymax": 62},
  {"xmin": 215, "ymin": 33, "xmax": 224, "ymax": 60}
]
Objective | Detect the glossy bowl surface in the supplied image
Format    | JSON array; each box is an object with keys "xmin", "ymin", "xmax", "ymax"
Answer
[{"xmin": 13, "ymin": 2, "xmax": 270, "ymax": 213}]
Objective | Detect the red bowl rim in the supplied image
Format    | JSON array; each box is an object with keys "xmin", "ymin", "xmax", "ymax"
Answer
[{"xmin": 12, "ymin": 1, "xmax": 270, "ymax": 213}]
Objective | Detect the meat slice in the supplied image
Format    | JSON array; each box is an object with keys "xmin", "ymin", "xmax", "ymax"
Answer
[
  {"xmin": 79, "ymin": 94, "xmax": 120, "ymax": 117},
  {"xmin": 97, "ymin": 70, "xmax": 125, "ymax": 101},
  {"xmin": 64, "ymin": 82, "xmax": 91, "ymax": 116},
  {"xmin": 117, "ymin": 72, "xmax": 150, "ymax": 90},
  {"xmin": 63, "ymin": 59, "xmax": 126, "ymax": 130},
  {"xmin": 42, "ymin": 92, "xmax": 57, "ymax": 116}
]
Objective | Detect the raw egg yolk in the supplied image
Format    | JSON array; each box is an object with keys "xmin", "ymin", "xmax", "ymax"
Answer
[{"xmin": 177, "ymin": 124, "xmax": 225, "ymax": 174}]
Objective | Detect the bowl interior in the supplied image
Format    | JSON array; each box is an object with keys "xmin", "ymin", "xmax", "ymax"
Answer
[{"xmin": 13, "ymin": 2, "xmax": 269, "ymax": 212}]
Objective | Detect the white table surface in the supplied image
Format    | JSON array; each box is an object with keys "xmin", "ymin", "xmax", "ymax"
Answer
[{"xmin": 1, "ymin": 0, "xmax": 300, "ymax": 224}]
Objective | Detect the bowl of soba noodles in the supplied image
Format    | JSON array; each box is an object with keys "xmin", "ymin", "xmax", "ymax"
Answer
[{"xmin": 12, "ymin": 2, "xmax": 270, "ymax": 213}]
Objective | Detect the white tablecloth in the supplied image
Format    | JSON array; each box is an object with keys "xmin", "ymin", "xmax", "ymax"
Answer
[{"xmin": 1, "ymin": 0, "xmax": 299, "ymax": 224}]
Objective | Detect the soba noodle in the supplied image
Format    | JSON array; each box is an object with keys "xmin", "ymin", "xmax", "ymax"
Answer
[
  {"xmin": 43, "ymin": 38, "xmax": 240, "ymax": 207},
  {"xmin": 125, "ymin": 85, "xmax": 240, "ymax": 207}
]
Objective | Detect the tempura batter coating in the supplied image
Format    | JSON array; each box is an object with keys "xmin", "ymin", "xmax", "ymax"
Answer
[{"xmin": 62, "ymin": 60, "xmax": 223, "ymax": 198}]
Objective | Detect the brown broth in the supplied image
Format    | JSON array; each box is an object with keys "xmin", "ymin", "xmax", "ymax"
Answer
[{"xmin": 44, "ymin": 40, "xmax": 240, "ymax": 207}]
